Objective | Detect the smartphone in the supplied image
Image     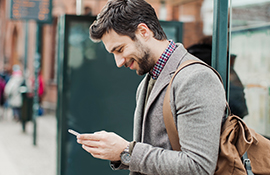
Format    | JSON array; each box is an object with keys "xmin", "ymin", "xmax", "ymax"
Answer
[{"xmin": 68, "ymin": 129, "xmax": 81, "ymax": 136}]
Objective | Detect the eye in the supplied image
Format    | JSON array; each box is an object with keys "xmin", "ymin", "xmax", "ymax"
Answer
[{"xmin": 117, "ymin": 47, "xmax": 123, "ymax": 53}]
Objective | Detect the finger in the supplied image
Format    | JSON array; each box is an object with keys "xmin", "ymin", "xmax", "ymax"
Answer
[
  {"xmin": 94, "ymin": 130, "xmax": 106, "ymax": 134},
  {"xmin": 82, "ymin": 145, "xmax": 102, "ymax": 157},
  {"xmin": 82, "ymin": 145, "xmax": 111, "ymax": 160},
  {"xmin": 77, "ymin": 139, "xmax": 100, "ymax": 147},
  {"xmin": 77, "ymin": 133, "xmax": 101, "ymax": 141}
]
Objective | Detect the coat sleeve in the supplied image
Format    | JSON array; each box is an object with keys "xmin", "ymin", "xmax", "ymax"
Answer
[{"xmin": 129, "ymin": 64, "xmax": 226, "ymax": 175}]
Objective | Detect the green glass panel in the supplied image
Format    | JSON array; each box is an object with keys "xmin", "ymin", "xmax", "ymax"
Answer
[{"xmin": 57, "ymin": 15, "xmax": 183, "ymax": 175}]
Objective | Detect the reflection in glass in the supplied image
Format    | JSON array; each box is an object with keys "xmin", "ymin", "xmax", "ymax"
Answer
[
  {"xmin": 230, "ymin": 0, "xmax": 270, "ymax": 138},
  {"xmin": 162, "ymin": 26, "xmax": 177, "ymax": 41},
  {"xmin": 68, "ymin": 22, "xmax": 97, "ymax": 69}
]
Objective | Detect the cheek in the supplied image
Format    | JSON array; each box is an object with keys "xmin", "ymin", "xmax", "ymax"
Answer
[
  {"xmin": 123, "ymin": 51, "xmax": 137, "ymax": 60},
  {"xmin": 125, "ymin": 45, "xmax": 140, "ymax": 57}
]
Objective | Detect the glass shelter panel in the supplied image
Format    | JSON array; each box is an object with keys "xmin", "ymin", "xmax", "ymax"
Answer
[
  {"xmin": 57, "ymin": 15, "xmax": 138, "ymax": 175},
  {"xmin": 57, "ymin": 15, "xmax": 183, "ymax": 175},
  {"xmin": 229, "ymin": 0, "xmax": 270, "ymax": 138},
  {"xmin": 179, "ymin": 0, "xmax": 215, "ymax": 48}
]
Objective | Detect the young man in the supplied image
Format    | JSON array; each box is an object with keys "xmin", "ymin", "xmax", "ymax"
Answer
[{"xmin": 77, "ymin": 0, "xmax": 227, "ymax": 174}]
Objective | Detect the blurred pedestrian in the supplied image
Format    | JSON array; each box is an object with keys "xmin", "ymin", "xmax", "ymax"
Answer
[
  {"xmin": 0, "ymin": 65, "xmax": 11, "ymax": 119},
  {"xmin": 4, "ymin": 65, "xmax": 24, "ymax": 121},
  {"xmin": 30, "ymin": 71, "xmax": 45, "ymax": 116},
  {"xmin": 0, "ymin": 65, "xmax": 11, "ymax": 83},
  {"xmin": 0, "ymin": 77, "xmax": 5, "ymax": 106},
  {"xmin": 0, "ymin": 77, "xmax": 6, "ymax": 119},
  {"xmin": 37, "ymin": 72, "xmax": 45, "ymax": 116}
]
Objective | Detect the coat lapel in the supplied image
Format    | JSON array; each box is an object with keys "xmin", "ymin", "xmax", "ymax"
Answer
[
  {"xmin": 133, "ymin": 74, "xmax": 150, "ymax": 142},
  {"xmin": 141, "ymin": 44, "xmax": 188, "ymax": 139}
]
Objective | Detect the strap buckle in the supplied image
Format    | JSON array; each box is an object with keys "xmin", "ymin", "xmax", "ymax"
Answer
[
  {"xmin": 243, "ymin": 158, "xmax": 254, "ymax": 175},
  {"xmin": 243, "ymin": 158, "xmax": 251, "ymax": 169}
]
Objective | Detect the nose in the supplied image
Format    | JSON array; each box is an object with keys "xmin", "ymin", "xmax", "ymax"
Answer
[{"xmin": 114, "ymin": 54, "xmax": 125, "ymax": 67}]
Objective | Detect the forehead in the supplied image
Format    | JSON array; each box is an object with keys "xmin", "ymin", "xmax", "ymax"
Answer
[{"xmin": 101, "ymin": 30, "xmax": 133, "ymax": 53}]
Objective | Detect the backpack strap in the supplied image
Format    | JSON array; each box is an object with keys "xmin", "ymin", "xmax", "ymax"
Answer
[
  {"xmin": 163, "ymin": 60, "xmax": 227, "ymax": 151},
  {"xmin": 163, "ymin": 60, "xmax": 254, "ymax": 174}
]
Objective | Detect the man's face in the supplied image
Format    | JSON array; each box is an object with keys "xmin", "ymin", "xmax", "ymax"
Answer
[{"xmin": 101, "ymin": 30, "xmax": 155, "ymax": 75}]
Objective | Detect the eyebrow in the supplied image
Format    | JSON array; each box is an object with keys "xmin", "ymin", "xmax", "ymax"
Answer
[{"xmin": 110, "ymin": 44, "xmax": 122, "ymax": 53}]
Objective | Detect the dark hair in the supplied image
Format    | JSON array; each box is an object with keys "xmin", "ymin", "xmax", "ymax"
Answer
[
  {"xmin": 187, "ymin": 43, "xmax": 212, "ymax": 65},
  {"xmin": 89, "ymin": 0, "xmax": 167, "ymax": 42}
]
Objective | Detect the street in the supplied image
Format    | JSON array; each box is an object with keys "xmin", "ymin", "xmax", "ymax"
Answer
[{"xmin": 0, "ymin": 108, "xmax": 56, "ymax": 175}]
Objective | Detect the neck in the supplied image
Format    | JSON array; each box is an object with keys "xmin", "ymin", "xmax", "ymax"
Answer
[{"xmin": 150, "ymin": 39, "xmax": 170, "ymax": 63}]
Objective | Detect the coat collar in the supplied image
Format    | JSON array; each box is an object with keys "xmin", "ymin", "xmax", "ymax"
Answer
[
  {"xmin": 144, "ymin": 43, "xmax": 188, "ymax": 114},
  {"xmin": 133, "ymin": 43, "xmax": 189, "ymax": 142}
]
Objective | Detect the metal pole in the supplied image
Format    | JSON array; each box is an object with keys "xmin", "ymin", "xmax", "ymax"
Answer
[
  {"xmin": 21, "ymin": 21, "xmax": 29, "ymax": 133},
  {"xmin": 33, "ymin": 23, "xmax": 41, "ymax": 146},
  {"xmin": 211, "ymin": 0, "xmax": 229, "ymax": 96},
  {"xmin": 24, "ymin": 21, "xmax": 29, "ymax": 78},
  {"xmin": 227, "ymin": 0, "xmax": 233, "ymax": 101},
  {"xmin": 0, "ymin": 2, "xmax": 4, "ymax": 71}
]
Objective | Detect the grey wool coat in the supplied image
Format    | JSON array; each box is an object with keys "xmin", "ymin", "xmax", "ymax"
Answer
[{"xmin": 113, "ymin": 43, "xmax": 227, "ymax": 175}]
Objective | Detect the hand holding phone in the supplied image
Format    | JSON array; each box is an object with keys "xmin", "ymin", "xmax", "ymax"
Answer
[
  {"xmin": 68, "ymin": 129, "xmax": 81, "ymax": 136},
  {"xmin": 77, "ymin": 130, "xmax": 129, "ymax": 161}
]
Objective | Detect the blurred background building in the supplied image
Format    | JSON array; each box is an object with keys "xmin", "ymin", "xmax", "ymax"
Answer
[{"xmin": 0, "ymin": 0, "xmax": 209, "ymax": 112}]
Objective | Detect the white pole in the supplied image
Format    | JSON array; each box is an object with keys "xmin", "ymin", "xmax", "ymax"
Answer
[{"xmin": 76, "ymin": 0, "xmax": 84, "ymax": 15}]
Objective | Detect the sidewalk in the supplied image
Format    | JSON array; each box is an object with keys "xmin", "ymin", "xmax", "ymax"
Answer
[{"xmin": 0, "ymin": 109, "xmax": 57, "ymax": 175}]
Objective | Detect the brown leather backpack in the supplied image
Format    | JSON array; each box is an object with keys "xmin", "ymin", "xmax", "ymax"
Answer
[{"xmin": 163, "ymin": 60, "xmax": 270, "ymax": 175}]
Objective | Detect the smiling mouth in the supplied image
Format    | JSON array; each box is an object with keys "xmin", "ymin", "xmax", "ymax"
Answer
[{"xmin": 125, "ymin": 59, "xmax": 135, "ymax": 69}]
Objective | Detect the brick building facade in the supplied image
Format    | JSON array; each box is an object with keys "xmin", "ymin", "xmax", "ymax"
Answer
[{"xmin": 0, "ymin": 0, "xmax": 207, "ymax": 111}]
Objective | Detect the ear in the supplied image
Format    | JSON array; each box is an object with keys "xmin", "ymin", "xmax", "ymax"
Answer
[{"xmin": 136, "ymin": 23, "xmax": 152, "ymax": 40}]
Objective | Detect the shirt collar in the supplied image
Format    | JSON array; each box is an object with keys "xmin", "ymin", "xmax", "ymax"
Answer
[{"xmin": 150, "ymin": 40, "xmax": 176, "ymax": 80}]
